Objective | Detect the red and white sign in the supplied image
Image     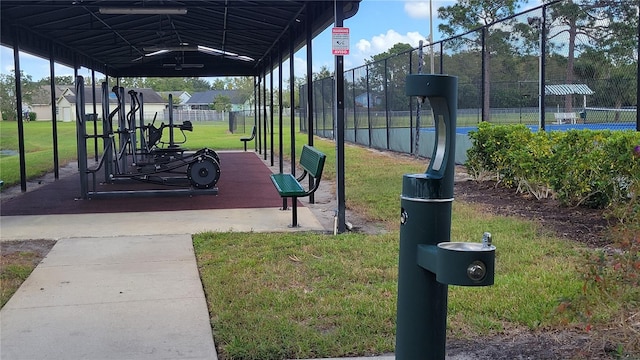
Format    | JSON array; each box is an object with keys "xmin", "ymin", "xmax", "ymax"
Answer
[{"xmin": 332, "ymin": 27, "xmax": 350, "ymax": 55}]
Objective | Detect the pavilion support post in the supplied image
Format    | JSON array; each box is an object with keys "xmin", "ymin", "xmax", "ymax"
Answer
[
  {"xmin": 263, "ymin": 70, "xmax": 268, "ymax": 161},
  {"xmin": 305, "ymin": 9, "xmax": 316, "ymax": 203},
  {"xmin": 49, "ymin": 46, "xmax": 60, "ymax": 180},
  {"xmin": 278, "ymin": 46, "xmax": 287, "ymax": 211},
  {"xmin": 254, "ymin": 78, "xmax": 258, "ymax": 152},
  {"xmin": 12, "ymin": 31, "xmax": 27, "ymax": 192},
  {"xmin": 334, "ymin": 0, "xmax": 346, "ymax": 234},
  {"xmin": 270, "ymin": 56, "xmax": 275, "ymax": 167},
  {"xmin": 290, "ymin": 29, "xmax": 297, "ymax": 176}
]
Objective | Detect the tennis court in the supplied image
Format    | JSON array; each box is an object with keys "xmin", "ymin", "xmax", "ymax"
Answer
[{"xmin": 455, "ymin": 121, "xmax": 637, "ymax": 135}]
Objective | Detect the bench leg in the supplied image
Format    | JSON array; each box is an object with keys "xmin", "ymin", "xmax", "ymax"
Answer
[
  {"xmin": 243, "ymin": 141, "xmax": 247, "ymax": 151},
  {"xmin": 291, "ymin": 196, "xmax": 298, "ymax": 227}
]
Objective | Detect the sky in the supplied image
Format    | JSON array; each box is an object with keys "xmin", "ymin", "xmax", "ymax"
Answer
[{"xmin": 0, "ymin": 0, "xmax": 542, "ymax": 83}]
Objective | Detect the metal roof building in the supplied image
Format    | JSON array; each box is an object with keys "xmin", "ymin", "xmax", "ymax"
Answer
[
  {"xmin": 0, "ymin": 1, "xmax": 361, "ymax": 78},
  {"xmin": 544, "ymin": 84, "xmax": 594, "ymax": 96}
]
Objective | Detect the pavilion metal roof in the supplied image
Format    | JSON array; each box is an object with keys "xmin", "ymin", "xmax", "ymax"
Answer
[
  {"xmin": 544, "ymin": 84, "xmax": 594, "ymax": 96},
  {"xmin": 0, "ymin": 1, "xmax": 361, "ymax": 78}
]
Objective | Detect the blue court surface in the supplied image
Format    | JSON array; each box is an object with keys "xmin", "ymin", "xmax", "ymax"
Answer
[{"xmin": 449, "ymin": 122, "xmax": 638, "ymax": 135}]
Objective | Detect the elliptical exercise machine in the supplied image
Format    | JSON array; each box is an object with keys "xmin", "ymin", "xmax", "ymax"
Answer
[{"xmin": 76, "ymin": 76, "xmax": 220, "ymax": 199}]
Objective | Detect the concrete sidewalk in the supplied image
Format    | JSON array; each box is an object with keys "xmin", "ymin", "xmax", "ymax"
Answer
[
  {"xmin": 0, "ymin": 207, "xmax": 324, "ymax": 241},
  {"xmin": 0, "ymin": 235, "xmax": 217, "ymax": 360}
]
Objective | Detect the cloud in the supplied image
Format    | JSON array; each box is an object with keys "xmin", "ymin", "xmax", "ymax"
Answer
[
  {"xmin": 350, "ymin": 29, "xmax": 426, "ymax": 67},
  {"xmin": 292, "ymin": 54, "xmax": 333, "ymax": 79},
  {"xmin": 355, "ymin": 39, "xmax": 372, "ymax": 54},
  {"xmin": 293, "ymin": 56, "xmax": 307, "ymax": 77},
  {"xmin": 404, "ymin": 1, "xmax": 432, "ymax": 19}
]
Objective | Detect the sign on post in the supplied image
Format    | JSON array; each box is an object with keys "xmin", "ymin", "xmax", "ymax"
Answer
[{"xmin": 332, "ymin": 27, "xmax": 350, "ymax": 55}]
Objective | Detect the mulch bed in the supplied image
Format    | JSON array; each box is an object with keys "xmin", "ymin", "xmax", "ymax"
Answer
[{"xmin": 454, "ymin": 179, "xmax": 611, "ymax": 248}]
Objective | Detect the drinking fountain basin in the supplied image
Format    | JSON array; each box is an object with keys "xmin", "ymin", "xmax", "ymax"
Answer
[
  {"xmin": 435, "ymin": 240, "xmax": 495, "ymax": 286},
  {"xmin": 437, "ymin": 242, "xmax": 495, "ymax": 252}
]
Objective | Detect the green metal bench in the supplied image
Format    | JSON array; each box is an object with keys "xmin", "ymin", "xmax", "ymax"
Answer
[
  {"xmin": 240, "ymin": 126, "xmax": 256, "ymax": 151},
  {"xmin": 270, "ymin": 145, "xmax": 326, "ymax": 227}
]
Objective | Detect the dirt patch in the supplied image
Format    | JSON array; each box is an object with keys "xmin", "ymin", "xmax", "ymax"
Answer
[
  {"xmin": 454, "ymin": 176, "xmax": 610, "ymax": 248},
  {"xmin": 0, "ymin": 240, "xmax": 56, "ymax": 308},
  {"xmin": 303, "ymin": 180, "xmax": 390, "ymax": 235},
  {"xmin": 1, "ymin": 240, "xmax": 57, "ymax": 262},
  {"xmin": 447, "ymin": 329, "xmax": 610, "ymax": 360},
  {"xmin": 308, "ymin": 163, "xmax": 611, "ymax": 248}
]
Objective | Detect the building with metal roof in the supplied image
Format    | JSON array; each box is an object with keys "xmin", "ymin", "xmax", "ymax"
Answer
[{"xmin": 544, "ymin": 84, "xmax": 594, "ymax": 96}]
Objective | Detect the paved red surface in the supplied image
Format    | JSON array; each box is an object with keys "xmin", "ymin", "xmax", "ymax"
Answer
[{"xmin": 1, "ymin": 152, "xmax": 290, "ymax": 216}]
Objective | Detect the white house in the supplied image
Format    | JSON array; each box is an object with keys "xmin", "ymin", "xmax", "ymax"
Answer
[
  {"xmin": 30, "ymin": 85, "xmax": 72, "ymax": 121},
  {"xmin": 158, "ymin": 91, "xmax": 191, "ymax": 110},
  {"xmin": 54, "ymin": 87, "xmax": 167, "ymax": 123}
]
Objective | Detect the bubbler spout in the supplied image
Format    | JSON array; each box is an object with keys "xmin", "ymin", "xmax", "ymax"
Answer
[{"xmin": 482, "ymin": 232, "xmax": 492, "ymax": 249}]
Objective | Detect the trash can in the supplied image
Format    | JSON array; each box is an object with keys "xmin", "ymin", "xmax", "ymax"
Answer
[
  {"xmin": 228, "ymin": 112, "xmax": 236, "ymax": 133},
  {"xmin": 579, "ymin": 110, "xmax": 586, "ymax": 123}
]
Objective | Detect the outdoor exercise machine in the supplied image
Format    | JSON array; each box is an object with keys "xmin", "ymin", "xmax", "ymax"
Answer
[
  {"xmin": 76, "ymin": 76, "xmax": 220, "ymax": 199},
  {"xmin": 396, "ymin": 74, "xmax": 496, "ymax": 359}
]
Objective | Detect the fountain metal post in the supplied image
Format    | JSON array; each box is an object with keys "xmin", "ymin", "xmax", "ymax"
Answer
[{"xmin": 396, "ymin": 74, "xmax": 496, "ymax": 359}]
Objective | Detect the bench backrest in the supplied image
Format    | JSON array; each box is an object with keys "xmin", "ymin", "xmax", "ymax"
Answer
[
  {"xmin": 554, "ymin": 112, "xmax": 575, "ymax": 119},
  {"xmin": 300, "ymin": 145, "xmax": 326, "ymax": 179}
]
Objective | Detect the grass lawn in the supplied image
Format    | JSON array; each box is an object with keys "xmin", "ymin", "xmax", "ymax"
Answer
[
  {"xmin": 1, "ymin": 120, "xmax": 634, "ymax": 359},
  {"xmin": 193, "ymin": 134, "xmax": 612, "ymax": 359},
  {"xmin": 0, "ymin": 120, "xmax": 254, "ymax": 188}
]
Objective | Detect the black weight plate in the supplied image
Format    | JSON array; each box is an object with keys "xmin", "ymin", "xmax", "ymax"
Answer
[
  {"xmin": 194, "ymin": 148, "xmax": 220, "ymax": 164},
  {"xmin": 187, "ymin": 156, "xmax": 220, "ymax": 189}
]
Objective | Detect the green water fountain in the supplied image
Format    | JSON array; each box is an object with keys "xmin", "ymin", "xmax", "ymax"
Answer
[{"xmin": 396, "ymin": 74, "xmax": 496, "ymax": 359}]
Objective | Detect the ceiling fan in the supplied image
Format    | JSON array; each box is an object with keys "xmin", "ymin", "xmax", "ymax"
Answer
[
  {"xmin": 162, "ymin": 62, "xmax": 204, "ymax": 70},
  {"xmin": 162, "ymin": 55, "xmax": 204, "ymax": 70}
]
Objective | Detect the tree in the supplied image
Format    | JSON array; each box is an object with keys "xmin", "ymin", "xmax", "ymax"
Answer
[
  {"xmin": 185, "ymin": 77, "xmax": 212, "ymax": 92},
  {"xmin": 107, "ymin": 77, "xmax": 214, "ymax": 92},
  {"xmin": 161, "ymin": 94, "xmax": 182, "ymax": 106},
  {"xmin": 211, "ymin": 95, "xmax": 232, "ymax": 112},
  {"xmin": 117, "ymin": 77, "xmax": 146, "ymax": 88},
  {"xmin": 367, "ymin": 43, "xmax": 415, "ymax": 111},
  {"xmin": 226, "ymin": 76, "xmax": 255, "ymax": 108},
  {"xmin": 211, "ymin": 78, "xmax": 226, "ymax": 90},
  {"xmin": 0, "ymin": 70, "xmax": 37, "ymax": 121},
  {"xmin": 546, "ymin": 0, "xmax": 638, "ymax": 112},
  {"xmin": 36, "ymin": 76, "xmax": 74, "ymax": 86},
  {"xmin": 438, "ymin": 0, "xmax": 525, "ymax": 121},
  {"xmin": 291, "ymin": 76, "xmax": 306, "ymax": 109},
  {"xmin": 311, "ymin": 66, "xmax": 334, "ymax": 112},
  {"xmin": 313, "ymin": 66, "xmax": 332, "ymax": 81},
  {"xmin": 573, "ymin": 48, "xmax": 637, "ymax": 120}
]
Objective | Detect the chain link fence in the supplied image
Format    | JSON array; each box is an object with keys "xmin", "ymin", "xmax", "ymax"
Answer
[
  {"xmin": 300, "ymin": 0, "xmax": 639, "ymax": 161},
  {"xmin": 162, "ymin": 109, "xmax": 227, "ymax": 123}
]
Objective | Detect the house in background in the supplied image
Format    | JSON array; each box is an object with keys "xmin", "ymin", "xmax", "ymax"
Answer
[
  {"xmin": 25, "ymin": 85, "xmax": 166, "ymax": 122},
  {"xmin": 30, "ymin": 85, "xmax": 73, "ymax": 121},
  {"xmin": 186, "ymin": 90, "xmax": 248, "ymax": 111},
  {"xmin": 55, "ymin": 87, "xmax": 166, "ymax": 122},
  {"xmin": 158, "ymin": 91, "xmax": 191, "ymax": 110}
]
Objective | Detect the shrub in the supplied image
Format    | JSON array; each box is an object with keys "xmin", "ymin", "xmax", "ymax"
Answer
[
  {"xmin": 548, "ymin": 130, "xmax": 612, "ymax": 208},
  {"xmin": 466, "ymin": 124, "xmax": 640, "ymax": 209},
  {"xmin": 466, "ymin": 122, "xmax": 523, "ymax": 183}
]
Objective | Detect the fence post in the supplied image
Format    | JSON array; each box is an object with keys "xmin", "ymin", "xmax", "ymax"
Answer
[{"xmin": 384, "ymin": 57, "xmax": 390, "ymax": 149}]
